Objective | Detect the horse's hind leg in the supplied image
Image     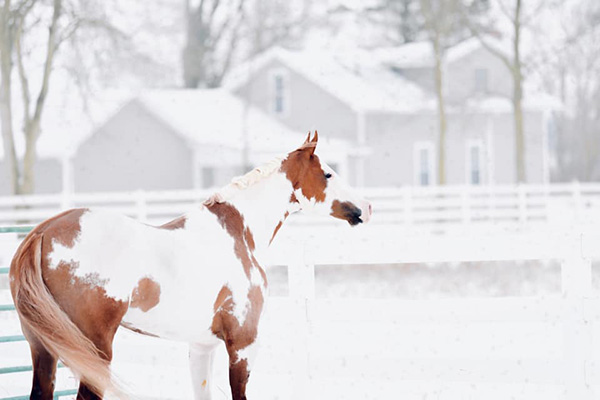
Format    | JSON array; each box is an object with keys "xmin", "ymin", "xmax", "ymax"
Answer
[
  {"xmin": 75, "ymin": 327, "xmax": 119, "ymax": 400},
  {"xmin": 75, "ymin": 337, "xmax": 113, "ymax": 400},
  {"xmin": 189, "ymin": 344, "xmax": 218, "ymax": 400},
  {"xmin": 24, "ymin": 327, "xmax": 58, "ymax": 400}
]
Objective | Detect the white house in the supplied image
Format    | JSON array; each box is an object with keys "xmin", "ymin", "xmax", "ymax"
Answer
[
  {"xmin": 72, "ymin": 89, "xmax": 351, "ymax": 192},
  {"xmin": 225, "ymin": 38, "xmax": 560, "ymax": 187}
]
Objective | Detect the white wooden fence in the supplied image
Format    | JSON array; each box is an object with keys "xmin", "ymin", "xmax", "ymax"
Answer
[
  {"xmin": 0, "ymin": 182, "xmax": 599, "ymax": 229},
  {"xmin": 1, "ymin": 225, "xmax": 599, "ymax": 399},
  {"xmin": 262, "ymin": 226, "xmax": 600, "ymax": 399},
  {"xmin": 2, "ymin": 184, "xmax": 600, "ymax": 398}
]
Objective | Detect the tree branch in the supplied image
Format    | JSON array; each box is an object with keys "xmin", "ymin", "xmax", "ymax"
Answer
[
  {"xmin": 461, "ymin": 4, "xmax": 513, "ymax": 72},
  {"xmin": 30, "ymin": 0, "xmax": 60, "ymax": 137},
  {"xmin": 14, "ymin": 14, "xmax": 30, "ymax": 122},
  {"xmin": 496, "ymin": 0, "xmax": 516, "ymax": 24},
  {"xmin": 213, "ymin": 0, "xmax": 244, "ymax": 86}
]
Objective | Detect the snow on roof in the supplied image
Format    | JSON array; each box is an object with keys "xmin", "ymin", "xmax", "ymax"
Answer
[
  {"xmin": 457, "ymin": 94, "xmax": 563, "ymax": 114},
  {"xmin": 376, "ymin": 37, "xmax": 509, "ymax": 69},
  {"xmin": 0, "ymin": 90, "xmax": 129, "ymax": 159},
  {"xmin": 136, "ymin": 89, "xmax": 350, "ymax": 157},
  {"xmin": 224, "ymin": 46, "xmax": 432, "ymax": 113}
]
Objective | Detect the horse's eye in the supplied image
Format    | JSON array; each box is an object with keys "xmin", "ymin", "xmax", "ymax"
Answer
[{"xmin": 325, "ymin": 173, "xmax": 332, "ymax": 179}]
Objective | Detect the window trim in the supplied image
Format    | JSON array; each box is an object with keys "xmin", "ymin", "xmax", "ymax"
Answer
[
  {"xmin": 268, "ymin": 68, "xmax": 291, "ymax": 117},
  {"xmin": 466, "ymin": 139, "xmax": 485, "ymax": 185},
  {"xmin": 413, "ymin": 141, "xmax": 436, "ymax": 186},
  {"xmin": 474, "ymin": 67, "xmax": 489, "ymax": 94}
]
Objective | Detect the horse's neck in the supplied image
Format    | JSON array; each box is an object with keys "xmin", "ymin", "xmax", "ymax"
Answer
[{"xmin": 226, "ymin": 171, "xmax": 296, "ymax": 253}]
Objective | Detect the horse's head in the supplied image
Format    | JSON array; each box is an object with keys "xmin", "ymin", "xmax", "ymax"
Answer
[{"xmin": 281, "ymin": 132, "xmax": 372, "ymax": 225}]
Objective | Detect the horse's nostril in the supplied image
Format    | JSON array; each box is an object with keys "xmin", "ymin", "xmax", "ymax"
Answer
[{"xmin": 368, "ymin": 203, "xmax": 373, "ymax": 215}]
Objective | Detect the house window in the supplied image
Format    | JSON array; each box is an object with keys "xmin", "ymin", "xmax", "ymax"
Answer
[
  {"xmin": 201, "ymin": 167, "xmax": 215, "ymax": 188},
  {"xmin": 474, "ymin": 68, "xmax": 488, "ymax": 93},
  {"xmin": 466, "ymin": 141, "xmax": 484, "ymax": 185},
  {"xmin": 269, "ymin": 68, "xmax": 290, "ymax": 116},
  {"xmin": 413, "ymin": 142, "xmax": 435, "ymax": 186}
]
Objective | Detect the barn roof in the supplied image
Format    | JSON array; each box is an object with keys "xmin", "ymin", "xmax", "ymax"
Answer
[
  {"xmin": 224, "ymin": 46, "xmax": 433, "ymax": 113},
  {"xmin": 373, "ymin": 37, "xmax": 510, "ymax": 69},
  {"xmin": 134, "ymin": 89, "xmax": 351, "ymax": 162}
]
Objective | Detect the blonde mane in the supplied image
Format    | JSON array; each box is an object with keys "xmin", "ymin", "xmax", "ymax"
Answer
[{"xmin": 203, "ymin": 156, "xmax": 285, "ymax": 206}]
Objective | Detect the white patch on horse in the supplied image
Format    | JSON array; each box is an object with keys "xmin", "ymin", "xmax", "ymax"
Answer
[
  {"xmin": 230, "ymin": 172, "xmax": 293, "ymax": 255},
  {"xmin": 225, "ymin": 281, "xmax": 251, "ymax": 326},
  {"xmin": 236, "ymin": 341, "xmax": 259, "ymax": 371},
  {"xmin": 47, "ymin": 211, "xmax": 148, "ymax": 301}
]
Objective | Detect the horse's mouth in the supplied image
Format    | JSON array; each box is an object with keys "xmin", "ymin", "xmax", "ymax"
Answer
[
  {"xmin": 347, "ymin": 214, "xmax": 363, "ymax": 226},
  {"xmin": 331, "ymin": 200, "xmax": 363, "ymax": 226}
]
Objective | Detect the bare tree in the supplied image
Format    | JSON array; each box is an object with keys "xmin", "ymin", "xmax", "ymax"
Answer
[
  {"xmin": 245, "ymin": 0, "xmax": 311, "ymax": 56},
  {"xmin": 365, "ymin": 0, "xmax": 422, "ymax": 44},
  {"xmin": 0, "ymin": 0, "xmax": 133, "ymax": 195},
  {"xmin": 182, "ymin": 0, "xmax": 246, "ymax": 88},
  {"xmin": 419, "ymin": 0, "xmax": 475, "ymax": 185},
  {"xmin": 466, "ymin": 0, "xmax": 532, "ymax": 183},
  {"xmin": 545, "ymin": 0, "xmax": 600, "ymax": 181},
  {"xmin": 1, "ymin": 0, "xmax": 63, "ymax": 195}
]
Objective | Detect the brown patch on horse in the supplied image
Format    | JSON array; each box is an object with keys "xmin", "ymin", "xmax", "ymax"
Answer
[
  {"xmin": 38, "ymin": 208, "xmax": 87, "ymax": 248},
  {"xmin": 158, "ymin": 216, "xmax": 186, "ymax": 230},
  {"xmin": 130, "ymin": 277, "xmax": 161, "ymax": 312},
  {"xmin": 206, "ymin": 202, "xmax": 263, "ymax": 280},
  {"xmin": 43, "ymin": 260, "xmax": 128, "ymax": 345},
  {"xmin": 243, "ymin": 227, "xmax": 255, "ymax": 252},
  {"xmin": 10, "ymin": 209, "xmax": 128, "ymax": 398},
  {"xmin": 280, "ymin": 144, "xmax": 327, "ymax": 203},
  {"xmin": 211, "ymin": 285, "xmax": 264, "ymax": 352},
  {"xmin": 269, "ymin": 211, "xmax": 289, "ymax": 245}
]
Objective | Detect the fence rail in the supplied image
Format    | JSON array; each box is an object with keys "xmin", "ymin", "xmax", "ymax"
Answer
[
  {"xmin": 267, "ymin": 226, "xmax": 600, "ymax": 400},
  {"xmin": 0, "ymin": 183, "xmax": 599, "ymax": 228}
]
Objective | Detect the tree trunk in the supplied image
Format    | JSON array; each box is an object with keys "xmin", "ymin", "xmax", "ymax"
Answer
[
  {"xmin": 432, "ymin": 32, "xmax": 447, "ymax": 185},
  {"xmin": 513, "ymin": 0, "xmax": 525, "ymax": 183},
  {"xmin": 0, "ymin": 0, "xmax": 19, "ymax": 194}
]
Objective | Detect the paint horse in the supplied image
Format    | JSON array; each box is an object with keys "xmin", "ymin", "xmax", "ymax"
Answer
[{"xmin": 10, "ymin": 132, "xmax": 372, "ymax": 400}]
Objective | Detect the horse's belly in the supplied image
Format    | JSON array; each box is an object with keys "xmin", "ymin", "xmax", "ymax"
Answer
[
  {"xmin": 46, "ymin": 208, "xmax": 244, "ymax": 344},
  {"xmin": 121, "ymin": 270, "xmax": 227, "ymax": 344}
]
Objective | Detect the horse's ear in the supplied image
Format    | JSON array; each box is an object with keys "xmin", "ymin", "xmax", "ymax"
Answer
[
  {"xmin": 303, "ymin": 132, "xmax": 311, "ymax": 145},
  {"xmin": 304, "ymin": 130, "xmax": 317, "ymax": 155},
  {"xmin": 298, "ymin": 131, "xmax": 317, "ymax": 155}
]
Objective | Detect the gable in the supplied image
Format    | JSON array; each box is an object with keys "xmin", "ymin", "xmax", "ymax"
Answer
[
  {"xmin": 73, "ymin": 101, "xmax": 194, "ymax": 192},
  {"xmin": 446, "ymin": 45, "xmax": 513, "ymax": 100}
]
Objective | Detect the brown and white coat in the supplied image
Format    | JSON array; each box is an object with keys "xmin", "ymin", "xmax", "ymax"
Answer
[{"xmin": 10, "ymin": 133, "xmax": 372, "ymax": 400}]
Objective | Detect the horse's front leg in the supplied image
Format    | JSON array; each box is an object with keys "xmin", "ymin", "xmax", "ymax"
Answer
[
  {"xmin": 189, "ymin": 344, "xmax": 218, "ymax": 400},
  {"xmin": 226, "ymin": 339, "xmax": 259, "ymax": 400}
]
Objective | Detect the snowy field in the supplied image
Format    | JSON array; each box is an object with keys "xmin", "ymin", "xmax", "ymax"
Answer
[{"xmin": 1, "ymin": 223, "xmax": 600, "ymax": 399}]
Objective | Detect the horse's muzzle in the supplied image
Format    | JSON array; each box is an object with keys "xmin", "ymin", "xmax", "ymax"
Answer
[{"xmin": 331, "ymin": 200, "xmax": 363, "ymax": 226}]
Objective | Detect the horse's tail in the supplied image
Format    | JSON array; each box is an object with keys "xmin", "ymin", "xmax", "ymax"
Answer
[{"xmin": 10, "ymin": 232, "xmax": 127, "ymax": 399}]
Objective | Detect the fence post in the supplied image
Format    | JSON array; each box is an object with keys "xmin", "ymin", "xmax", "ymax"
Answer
[
  {"xmin": 461, "ymin": 186, "xmax": 471, "ymax": 225},
  {"xmin": 561, "ymin": 231, "xmax": 593, "ymax": 400},
  {"xmin": 288, "ymin": 241, "xmax": 314, "ymax": 400},
  {"xmin": 136, "ymin": 190, "xmax": 148, "ymax": 222},
  {"xmin": 572, "ymin": 181, "xmax": 582, "ymax": 224},
  {"xmin": 517, "ymin": 184, "xmax": 527, "ymax": 224},
  {"xmin": 60, "ymin": 190, "xmax": 72, "ymax": 211},
  {"xmin": 403, "ymin": 186, "xmax": 413, "ymax": 226}
]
